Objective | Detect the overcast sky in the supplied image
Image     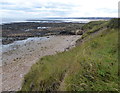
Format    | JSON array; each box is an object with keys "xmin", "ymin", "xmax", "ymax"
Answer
[{"xmin": 0, "ymin": 0, "xmax": 119, "ymax": 19}]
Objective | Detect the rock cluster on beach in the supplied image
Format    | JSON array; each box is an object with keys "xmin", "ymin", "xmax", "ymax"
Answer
[{"xmin": 2, "ymin": 22, "xmax": 85, "ymax": 44}]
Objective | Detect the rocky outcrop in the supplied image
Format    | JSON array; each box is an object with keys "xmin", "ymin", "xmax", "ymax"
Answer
[{"xmin": 2, "ymin": 22, "xmax": 85, "ymax": 44}]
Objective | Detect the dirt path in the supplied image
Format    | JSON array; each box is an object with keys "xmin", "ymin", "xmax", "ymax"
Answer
[{"xmin": 1, "ymin": 35, "xmax": 81, "ymax": 91}]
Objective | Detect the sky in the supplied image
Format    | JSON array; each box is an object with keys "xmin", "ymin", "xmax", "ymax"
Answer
[{"xmin": 0, "ymin": 0, "xmax": 119, "ymax": 20}]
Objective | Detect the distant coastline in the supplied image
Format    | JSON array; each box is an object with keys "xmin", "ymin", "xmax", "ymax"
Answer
[{"xmin": 1, "ymin": 17, "xmax": 112, "ymax": 24}]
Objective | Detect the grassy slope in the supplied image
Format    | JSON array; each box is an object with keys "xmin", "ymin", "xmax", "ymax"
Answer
[{"xmin": 20, "ymin": 19, "xmax": 119, "ymax": 92}]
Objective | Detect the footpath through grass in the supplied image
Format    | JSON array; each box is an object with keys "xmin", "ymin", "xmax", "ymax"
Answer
[{"xmin": 20, "ymin": 19, "xmax": 119, "ymax": 92}]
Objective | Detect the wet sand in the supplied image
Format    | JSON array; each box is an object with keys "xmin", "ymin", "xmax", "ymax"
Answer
[{"xmin": 1, "ymin": 35, "xmax": 81, "ymax": 91}]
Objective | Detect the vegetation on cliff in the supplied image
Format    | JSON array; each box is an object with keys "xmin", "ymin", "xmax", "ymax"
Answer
[{"xmin": 20, "ymin": 18, "xmax": 119, "ymax": 92}]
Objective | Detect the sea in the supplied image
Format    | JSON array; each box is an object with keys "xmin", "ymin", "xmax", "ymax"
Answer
[{"xmin": 1, "ymin": 17, "xmax": 112, "ymax": 24}]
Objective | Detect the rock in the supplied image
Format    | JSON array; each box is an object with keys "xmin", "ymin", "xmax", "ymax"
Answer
[{"xmin": 76, "ymin": 30, "xmax": 83, "ymax": 35}]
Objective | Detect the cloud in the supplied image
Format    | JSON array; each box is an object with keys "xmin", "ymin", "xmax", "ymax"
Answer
[{"xmin": 0, "ymin": 0, "xmax": 119, "ymax": 20}]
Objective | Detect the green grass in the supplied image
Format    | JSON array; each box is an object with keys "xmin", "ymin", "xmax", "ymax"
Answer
[
  {"xmin": 82, "ymin": 21, "xmax": 106, "ymax": 30},
  {"xmin": 81, "ymin": 21, "xmax": 108, "ymax": 39},
  {"xmin": 66, "ymin": 29, "xmax": 118, "ymax": 91},
  {"xmin": 20, "ymin": 19, "xmax": 119, "ymax": 92},
  {"xmin": 108, "ymin": 18, "xmax": 120, "ymax": 28},
  {"xmin": 81, "ymin": 18, "xmax": 120, "ymax": 39}
]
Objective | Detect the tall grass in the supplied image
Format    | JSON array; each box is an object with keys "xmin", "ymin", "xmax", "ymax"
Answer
[
  {"xmin": 20, "ymin": 19, "xmax": 119, "ymax": 92},
  {"xmin": 66, "ymin": 29, "xmax": 118, "ymax": 91}
]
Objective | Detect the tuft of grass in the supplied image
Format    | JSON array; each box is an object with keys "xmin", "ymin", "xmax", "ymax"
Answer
[{"xmin": 20, "ymin": 19, "xmax": 119, "ymax": 92}]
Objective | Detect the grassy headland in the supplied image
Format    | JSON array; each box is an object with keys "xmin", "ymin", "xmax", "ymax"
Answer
[{"xmin": 20, "ymin": 18, "xmax": 119, "ymax": 92}]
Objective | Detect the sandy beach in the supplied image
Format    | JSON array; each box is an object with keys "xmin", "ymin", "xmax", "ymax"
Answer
[{"xmin": 1, "ymin": 35, "xmax": 81, "ymax": 91}]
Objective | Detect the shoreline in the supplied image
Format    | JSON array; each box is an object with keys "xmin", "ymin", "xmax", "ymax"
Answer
[
  {"xmin": 2, "ymin": 35, "xmax": 81, "ymax": 91},
  {"xmin": 2, "ymin": 36, "xmax": 51, "ymax": 53}
]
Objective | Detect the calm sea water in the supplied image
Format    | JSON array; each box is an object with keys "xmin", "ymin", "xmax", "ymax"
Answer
[{"xmin": 1, "ymin": 18, "xmax": 109, "ymax": 24}]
